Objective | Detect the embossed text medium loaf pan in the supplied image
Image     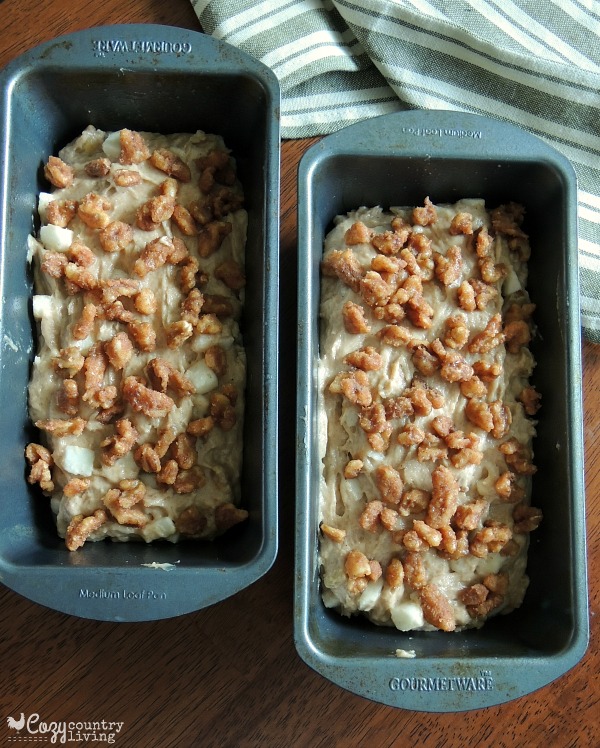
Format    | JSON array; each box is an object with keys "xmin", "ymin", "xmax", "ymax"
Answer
[
  {"xmin": 295, "ymin": 110, "xmax": 588, "ymax": 710},
  {"xmin": 0, "ymin": 25, "xmax": 280, "ymax": 621}
]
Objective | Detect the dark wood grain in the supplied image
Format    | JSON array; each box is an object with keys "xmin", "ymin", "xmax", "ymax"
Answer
[{"xmin": 0, "ymin": 2, "xmax": 597, "ymax": 747}]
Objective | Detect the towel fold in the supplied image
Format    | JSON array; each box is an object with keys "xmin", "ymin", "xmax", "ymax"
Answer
[{"xmin": 192, "ymin": 0, "xmax": 600, "ymax": 342}]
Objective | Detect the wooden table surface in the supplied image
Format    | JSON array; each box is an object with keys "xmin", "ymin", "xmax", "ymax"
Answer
[{"xmin": 0, "ymin": 2, "xmax": 597, "ymax": 746}]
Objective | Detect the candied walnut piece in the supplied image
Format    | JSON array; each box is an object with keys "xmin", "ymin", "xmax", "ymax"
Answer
[
  {"xmin": 344, "ymin": 346, "xmax": 383, "ymax": 372},
  {"xmin": 41, "ymin": 251, "xmax": 68, "ymax": 279},
  {"xmin": 434, "ymin": 245, "xmax": 463, "ymax": 287},
  {"xmin": 173, "ymin": 466, "xmax": 205, "ymax": 494},
  {"xmin": 187, "ymin": 416, "xmax": 215, "ymax": 438},
  {"xmin": 470, "ymin": 523, "xmax": 512, "ymax": 557},
  {"xmin": 99, "ymin": 220, "xmax": 134, "ymax": 253},
  {"xmin": 35, "ymin": 417, "xmax": 86, "ymax": 437},
  {"xmin": 412, "ymin": 345, "xmax": 439, "ymax": 377},
  {"xmin": 431, "ymin": 340, "xmax": 474, "ymax": 383},
  {"xmin": 53, "ymin": 346, "xmax": 85, "ymax": 377},
  {"xmin": 65, "ymin": 508, "xmax": 107, "ymax": 551},
  {"xmin": 385, "ymin": 557, "xmax": 404, "ymax": 589},
  {"xmin": 77, "ymin": 192, "xmax": 112, "ymax": 229},
  {"xmin": 133, "ymin": 236, "xmax": 175, "ymax": 277},
  {"xmin": 100, "ymin": 418, "xmax": 139, "ymax": 466},
  {"xmin": 405, "ymin": 294, "xmax": 434, "ymax": 329},
  {"xmin": 403, "ymin": 552, "xmax": 427, "ymax": 590},
  {"xmin": 343, "ymin": 458, "xmax": 363, "ymax": 479},
  {"xmin": 491, "ymin": 202, "xmax": 527, "ymax": 238},
  {"xmin": 146, "ymin": 357, "xmax": 195, "ymax": 397},
  {"xmin": 460, "ymin": 375, "xmax": 487, "ymax": 400},
  {"xmin": 320, "ymin": 523, "xmax": 346, "ymax": 543},
  {"xmin": 63, "ymin": 262, "xmax": 98, "ymax": 294},
  {"xmin": 119, "ymin": 128, "xmax": 150, "ymax": 165},
  {"xmin": 359, "ymin": 500, "xmax": 384, "ymax": 533},
  {"xmin": 468, "ymin": 313, "xmax": 504, "ymax": 354},
  {"xmin": 373, "ymin": 465, "xmax": 403, "ymax": 504},
  {"xmin": 465, "ymin": 398, "xmax": 494, "ymax": 432},
  {"xmin": 443, "ymin": 314, "xmax": 469, "ymax": 350},
  {"xmin": 457, "ymin": 279, "xmax": 476, "ymax": 312},
  {"xmin": 379, "ymin": 324, "xmax": 413, "ymax": 348},
  {"xmin": 204, "ymin": 345, "xmax": 228, "ymax": 376},
  {"xmin": 197, "ymin": 220, "xmax": 233, "ymax": 258},
  {"xmin": 46, "ymin": 199, "xmax": 78, "ymax": 228},
  {"xmin": 412, "ymin": 519, "xmax": 442, "ymax": 548},
  {"xmin": 412, "ymin": 197, "xmax": 437, "ymax": 226},
  {"xmin": 103, "ymin": 480, "xmax": 147, "ymax": 527},
  {"xmin": 44, "ymin": 155, "xmax": 74, "ymax": 189},
  {"xmin": 72, "ymin": 302, "xmax": 97, "ymax": 341},
  {"xmin": 85, "ymin": 157, "xmax": 111, "ymax": 178},
  {"xmin": 172, "ymin": 204, "xmax": 198, "ymax": 236},
  {"xmin": 329, "ymin": 369, "xmax": 372, "ymax": 407},
  {"xmin": 201, "ymin": 294, "xmax": 234, "ymax": 318},
  {"xmin": 171, "ymin": 432, "xmax": 196, "ymax": 470},
  {"xmin": 397, "ymin": 423, "xmax": 425, "ymax": 447},
  {"xmin": 157, "ymin": 459, "xmax": 179, "ymax": 485},
  {"xmin": 453, "ymin": 498, "xmax": 488, "ymax": 531},
  {"xmin": 180, "ymin": 288, "xmax": 204, "ymax": 325},
  {"xmin": 25, "ymin": 443, "xmax": 54, "ymax": 493},
  {"xmin": 104, "ymin": 331, "xmax": 134, "ymax": 370},
  {"xmin": 209, "ymin": 390, "xmax": 237, "ymax": 431},
  {"xmin": 513, "ymin": 504, "xmax": 543, "ymax": 533},
  {"xmin": 449, "ymin": 212, "xmax": 473, "ymax": 235},
  {"xmin": 214, "ymin": 259, "xmax": 246, "ymax": 291},
  {"xmin": 499, "ymin": 438, "xmax": 537, "ymax": 475},
  {"xmin": 215, "ymin": 502, "xmax": 248, "ymax": 531},
  {"xmin": 63, "ymin": 477, "xmax": 91, "ymax": 498},
  {"xmin": 150, "ymin": 148, "xmax": 192, "ymax": 182},
  {"xmin": 57, "ymin": 378, "xmax": 79, "ymax": 416},
  {"xmin": 372, "ymin": 230, "xmax": 406, "ymax": 256},
  {"xmin": 176, "ymin": 505, "xmax": 207, "ymax": 536},
  {"xmin": 398, "ymin": 488, "xmax": 429, "ymax": 517},
  {"xmin": 180, "ymin": 258, "xmax": 200, "ymax": 294},
  {"xmin": 322, "ymin": 249, "xmax": 363, "ymax": 292},
  {"xmin": 113, "ymin": 169, "xmax": 142, "ymax": 187},
  {"xmin": 359, "ymin": 270, "xmax": 393, "ymax": 308},
  {"xmin": 504, "ymin": 319, "xmax": 531, "ymax": 354},
  {"xmin": 165, "ymin": 320, "xmax": 194, "ymax": 349},
  {"xmin": 122, "ymin": 376, "xmax": 175, "ymax": 418},
  {"xmin": 345, "ymin": 549, "xmax": 372, "ymax": 580},
  {"xmin": 489, "ymin": 400, "xmax": 512, "ymax": 439},
  {"xmin": 345, "ymin": 221, "xmax": 371, "ymax": 245},
  {"xmin": 419, "ymin": 584, "xmax": 456, "ymax": 631},
  {"xmin": 517, "ymin": 386, "xmax": 541, "ymax": 416},
  {"xmin": 426, "ymin": 465, "xmax": 459, "ymax": 529},
  {"xmin": 134, "ymin": 443, "xmax": 161, "ymax": 473}
]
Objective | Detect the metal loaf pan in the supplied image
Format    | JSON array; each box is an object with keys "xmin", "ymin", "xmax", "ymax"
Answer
[
  {"xmin": 0, "ymin": 25, "xmax": 280, "ymax": 621},
  {"xmin": 295, "ymin": 110, "xmax": 588, "ymax": 710}
]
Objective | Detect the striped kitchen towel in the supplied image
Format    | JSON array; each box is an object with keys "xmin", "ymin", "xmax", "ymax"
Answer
[{"xmin": 192, "ymin": 0, "xmax": 600, "ymax": 341}]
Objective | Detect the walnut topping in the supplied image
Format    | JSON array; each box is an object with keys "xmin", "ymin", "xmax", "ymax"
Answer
[
  {"xmin": 104, "ymin": 332, "xmax": 134, "ymax": 370},
  {"xmin": 122, "ymin": 376, "xmax": 175, "ymax": 418},
  {"xmin": 453, "ymin": 499, "xmax": 488, "ymax": 531},
  {"xmin": 342, "ymin": 300, "xmax": 370, "ymax": 334},
  {"xmin": 321, "ymin": 523, "xmax": 346, "ymax": 543},
  {"xmin": 359, "ymin": 500, "xmax": 384, "ymax": 533},
  {"xmin": 214, "ymin": 259, "xmax": 246, "ymax": 290},
  {"xmin": 25, "ymin": 443, "xmax": 54, "ymax": 493},
  {"xmin": 419, "ymin": 584, "xmax": 456, "ymax": 631},
  {"xmin": 46, "ymin": 199, "xmax": 78, "ymax": 228},
  {"xmin": 102, "ymin": 479, "xmax": 147, "ymax": 527},
  {"xmin": 512, "ymin": 504, "xmax": 543, "ymax": 533},
  {"xmin": 57, "ymin": 378, "xmax": 79, "ymax": 416},
  {"xmin": 434, "ymin": 245, "xmax": 463, "ymax": 286},
  {"xmin": 385, "ymin": 557, "xmax": 404, "ymax": 589},
  {"xmin": 329, "ymin": 369, "xmax": 372, "ymax": 407},
  {"xmin": 412, "ymin": 197, "xmax": 437, "ymax": 226},
  {"xmin": 470, "ymin": 522, "xmax": 512, "ymax": 557},
  {"xmin": 44, "ymin": 156, "xmax": 74, "ymax": 188},
  {"xmin": 214, "ymin": 502, "xmax": 248, "ymax": 531},
  {"xmin": 345, "ymin": 221, "xmax": 371, "ymax": 245},
  {"xmin": 150, "ymin": 148, "xmax": 191, "ymax": 182},
  {"xmin": 373, "ymin": 465, "xmax": 403, "ymax": 504},
  {"xmin": 426, "ymin": 465, "xmax": 459, "ymax": 529},
  {"xmin": 65, "ymin": 509, "xmax": 107, "ymax": 551},
  {"xmin": 77, "ymin": 192, "xmax": 112, "ymax": 229},
  {"xmin": 468, "ymin": 313, "xmax": 504, "ymax": 354},
  {"xmin": 322, "ymin": 249, "xmax": 363, "ymax": 292},
  {"xmin": 402, "ymin": 552, "xmax": 427, "ymax": 590},
  {"xmin": 449, "ymin": 212, "xmax": 473, "ymax": 235},
  {"xmin": 344, "ymin": 346, "xmax": 383, "ymax": 371},
  {"xmin": 72, "ymin": 302, "xmax": 97, "ymax": 340},
  {"xmin": 85, "ymin": 157, "xmax": 111, "ymax": 177},
  {"xmin": 499, "ymin": 438, "xmax": 537, "ymax": 475},
  {"xmin": 35, "ymin": 418, "xmax": 86, "ymax": 437},
  {"xmin": 100, "ymin": 418, "xmax": 139, "ymax": 466},
  {"xmin": 99, "ymin": 220, "xmax": 133, "ymax": 253},
  {"xmin": 175, "ymin": 505, "xmax": 207, "ymax": 536},
  {"xmin": 113, "ymin": 169, "xmax": 142, "ymax": 187},
  {"xmin": 209, "ymin": 389, "xmax": 237, "ymax": 430},
  {"xmin": 146, "ymin": 357, "xmax": 195, "ymax": 397},
  {"xmin": 119, "ymin": 129, "xmax": 150, "ymax": 165},
  {"xmin": 197, "ymin": 220, "xmax": 232, "ymax": 258},
  {"xmin": 517, "ymin": 386, "xmax": 541, "ymax": 415}
]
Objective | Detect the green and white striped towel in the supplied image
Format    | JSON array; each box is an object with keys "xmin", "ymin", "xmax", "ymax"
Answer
[{"xmin": 192, "ymin": 0, "xmax": 600, "ymax": 342}]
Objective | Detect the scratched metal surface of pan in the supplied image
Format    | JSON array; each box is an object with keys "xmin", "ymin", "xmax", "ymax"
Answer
[
  {"xmin": 0, "ymin": 25, "xmax": 280, "ymax": 621},
  {"xmin": 295, "ymin": 110, "xmax": 588, "ymax": 710}
]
